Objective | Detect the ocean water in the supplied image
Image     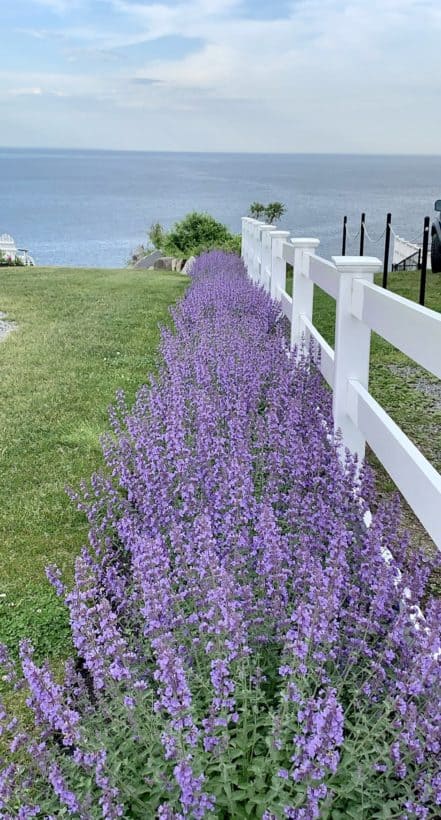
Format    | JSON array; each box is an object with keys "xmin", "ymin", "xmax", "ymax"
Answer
[{"xmin": 0, "ymin": 148, "xmax": 440, "ymax": 268}]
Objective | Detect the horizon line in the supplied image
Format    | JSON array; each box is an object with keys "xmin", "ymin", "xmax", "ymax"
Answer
[{"xmin": 1, "ymin": 145, "xmax": 441, "ymax": 159}]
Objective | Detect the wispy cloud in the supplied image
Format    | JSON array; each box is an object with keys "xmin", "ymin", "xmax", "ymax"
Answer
[
  {"xmin": 8, "ymin": 86, "xmax": 44, "ymax": 96},
  {"xmin": 7, "ymin": 83, "xmax": 71, "ymax": 99},
  {"xmin": 30, "ymin": 0, "xmax": 63, "ymax": 8},
  {"xmin": 30, "ymin": 0, "xmax": 84, "ymax": 11},
  {"xmin": 2, "ymin": 0, "xmax": 441, "ymax": 152}
]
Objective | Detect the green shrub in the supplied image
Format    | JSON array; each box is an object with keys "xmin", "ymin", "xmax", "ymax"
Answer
[
  {"xmin": 146, "ymin": 212, "xmax": 241, "ymax": 259},
  {"xmin": 0, "ymin": 253, "xmax": 25, "ymax": 267},
  {"xmin": 148, "ymin": 222, "xmax": 167, "ymax": 250}
]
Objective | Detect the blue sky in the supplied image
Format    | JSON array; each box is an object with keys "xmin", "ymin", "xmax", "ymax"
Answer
[{"xmin": 1, "ymin": 0, "xmax": 440, "ymax": 152}]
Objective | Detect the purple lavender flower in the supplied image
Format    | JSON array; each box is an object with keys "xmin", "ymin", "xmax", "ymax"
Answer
[
  {"xmin": 45, "ymin": 564, "xmax": 66, "ymax": 598},
  {"xmin": 0, "ymin": 251, "xmax": 439, "ymax": 817},
  {"xmin": 173, "ymin": 758, "xmax": 215, "ymax": 819},
  {"xmin": 47, "ymin": 761, "xmax": 82, "ymax": 813},
  {"xmin": 19, "ymin": 640, "xmax": 81, "ymax": 748}
]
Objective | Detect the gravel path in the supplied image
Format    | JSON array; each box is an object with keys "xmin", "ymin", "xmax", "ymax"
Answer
[
  {"xmin": 387, "ymin": 362, "xmax": 441, "ymax": 410},
  {"xmin": 0, "ymin": 311, "xmax": 16, "ymax": 342}
]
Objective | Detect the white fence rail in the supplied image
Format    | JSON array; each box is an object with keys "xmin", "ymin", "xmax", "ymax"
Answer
[{"xmin": 241, "ymin": 216, "xmax": 441, "ymax": 551}]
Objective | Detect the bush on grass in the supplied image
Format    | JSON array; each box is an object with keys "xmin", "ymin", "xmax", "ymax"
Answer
[
  {"xmin": 0, "ymin": 253, "xmax": 24, "ymax": 267},
  {"xmin": 1, "ymin": 252, "xmax": 440, "ymax": 818},
  {"xmin": 148, "ymin": 213, "xmax": 241, "ymax": 258}
]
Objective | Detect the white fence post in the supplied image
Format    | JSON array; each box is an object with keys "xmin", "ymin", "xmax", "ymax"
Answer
[
  {"xmin": 290, "ymin": 238, "xmax": 320, "ymax": 349},
  {"xmin": 332, "ymin": 255, "xmax": 382, "ymax": 461},
  {"xmin": 246, "ymin": 218, "xmax": 257, "ymax": 278},
  {"xmin": 245, "ymin": 219, "xmax": 258, "ymax": 281},
  {"xmin": 251, "ymin": 220, "xmax": 264, "ymax": 282},
  {"xmin": 270, "ymin": 230, "xmax": 291, "ymax": 299},
  {"xmin": 241, "ymin": 217, "xmax": 252, "ymax": 269},
  {"xmin": 259, "ymin": 225, "xmax": 275, "ymax": 290}
]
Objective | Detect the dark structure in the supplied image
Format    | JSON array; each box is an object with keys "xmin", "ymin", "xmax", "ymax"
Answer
[{"xmin": 431, "ymin": 200, "xmax": 441, "ymax": 273}]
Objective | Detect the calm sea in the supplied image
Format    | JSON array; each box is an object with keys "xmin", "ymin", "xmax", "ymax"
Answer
[{"xmin": 1, "ymin": 149, "xmax": 440, "ymax": 268}]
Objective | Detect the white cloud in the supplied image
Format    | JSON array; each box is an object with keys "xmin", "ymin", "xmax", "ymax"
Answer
[
  {"xmin": 30, "ymin": 0, "xmax": 83, "ymax": 11},
  {"xmin": 4, "ymin": 0, "xmax": 441, "ymax": 152},
  {"xmin": 0, "ymin": 70, "xmax": 110, "ymax": 101},
  {"xmin": 123, "ymin": 0, "xmax": 439, "ymax": 107},
  {"xmin": 8, "ymin": 87, "xmax": 44, "ymax": 96}
]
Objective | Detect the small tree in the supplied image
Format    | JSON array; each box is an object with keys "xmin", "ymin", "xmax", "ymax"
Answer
[
  {"xmin": 164, "ymin": 212, "xmax": 233, "ymax": 257},
  {"xmin": 249, "ymin": 202, "xmax": 266, "ymax": 220},
  {"xmin": 264, "ymin": 202, "xmax": 286, "ymax": 224},
  {"xmin": 134, "ymin": 212, "xmax": 241, "ymax": 262},
  {"xmin": 148, "ymin": 222, "xmax": 166, "ymax": 250}
]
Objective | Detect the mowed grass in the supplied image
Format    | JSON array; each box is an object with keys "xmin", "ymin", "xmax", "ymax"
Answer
[{"xmin": 0, "ymin": 266, "xmax": 188, "ymax": 663}]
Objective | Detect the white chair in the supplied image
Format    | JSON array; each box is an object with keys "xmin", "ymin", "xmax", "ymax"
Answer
[{"xmin": 0, "ymin": 233, "xmax": 18, "ymax": 261}]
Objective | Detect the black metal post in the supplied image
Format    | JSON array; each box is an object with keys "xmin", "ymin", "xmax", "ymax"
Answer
[
  {"xmin": 419, "ymin": 216, "xmax": 430, "ymax": 306},
  {"xmin": 382, "ymin": 213, "xmax": 392, "ymax": 289},
  {"xmin": 359, "ymin": 212, "xmax": 365, "ymax": 256},
  {"xmin": 342, "ymin": 216, "xmax": 347, "ymax": 256}
]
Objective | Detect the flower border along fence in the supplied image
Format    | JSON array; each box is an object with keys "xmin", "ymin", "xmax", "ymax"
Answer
[{"xmin": 241, "ymin": 217, "xmax": 441, "ymax": 552}]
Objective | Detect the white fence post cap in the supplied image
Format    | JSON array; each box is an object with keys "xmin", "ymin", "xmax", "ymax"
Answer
[
  {"xmin": 269, "ymin": 230, "xmax": 291, "ymax": 237},
  {"xmin": 259, "ymin": 225, "xmax": 276, "ymax": 240},
  {"xmin": 291, "ymin": 238, "xmax": 320, "ymax": 249},
  {"xmin": 332, "ymin": 255, "xmax": 381, "ymax": 275}
]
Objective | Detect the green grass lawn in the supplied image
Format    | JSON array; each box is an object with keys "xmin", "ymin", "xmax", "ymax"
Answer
[{"xmin": 0, "ymin": 266, "xmax": 187, "ymax": 664}]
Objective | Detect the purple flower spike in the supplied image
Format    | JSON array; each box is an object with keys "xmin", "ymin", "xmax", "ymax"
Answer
[{"xmin": 0, "ymin": 251, "xmax": 439, "ymax": 817}]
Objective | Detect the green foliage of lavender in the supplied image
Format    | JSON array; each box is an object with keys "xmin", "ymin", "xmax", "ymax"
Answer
[{"xmin": 1, "ymin": 252, "xmax": 440, "ymax": 818}]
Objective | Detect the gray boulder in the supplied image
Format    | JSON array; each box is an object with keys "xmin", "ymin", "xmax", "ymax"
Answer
[
  {"xmin": 134, "ymin": 250, "xmax": 163, "ymax": 269},
  {"xmin": 182, "ymin": 256, "xmax": 196, "ymax": 276},
  {"xmin": 154, "ymin": 256, "xmax": 174, "ymax": 270}
]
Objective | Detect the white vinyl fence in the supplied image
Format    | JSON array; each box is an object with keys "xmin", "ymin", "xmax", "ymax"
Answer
[{"xmin": 241, "ymin": 217, "xmax": 441, "ymax": 552}]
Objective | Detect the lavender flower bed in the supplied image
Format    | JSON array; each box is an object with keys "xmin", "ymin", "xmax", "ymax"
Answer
[{"xmin": 1, "ymin": 251, "xmax": 440, "ymax": 818}]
